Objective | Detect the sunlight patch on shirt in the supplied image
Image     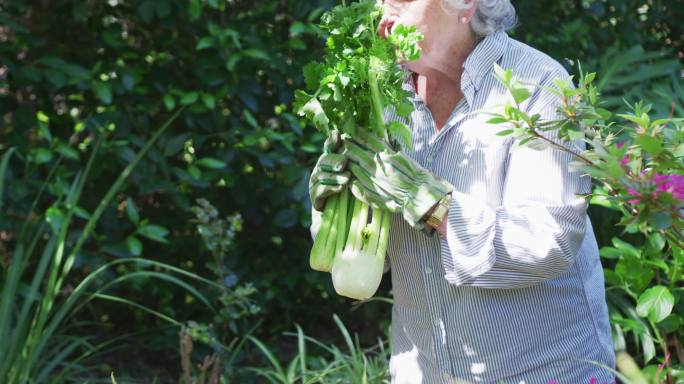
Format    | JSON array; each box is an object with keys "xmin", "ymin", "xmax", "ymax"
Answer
[{"xmin": 389, "ymin": 345, "xmax": 423, "ymax": 384}]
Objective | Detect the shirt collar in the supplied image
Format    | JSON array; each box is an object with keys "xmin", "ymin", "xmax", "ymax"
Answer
[
  {"xmin": 461, "ymin": 30, "xmax": 509, "ymax": 91},
  {"xmin": 401, "ymin": 30, "xmax": 509, "ymax": 98}
]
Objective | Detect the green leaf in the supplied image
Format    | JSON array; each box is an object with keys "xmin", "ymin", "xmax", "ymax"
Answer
[
  {"xmin": 92, "ymin": 81, "xmax": 112, "ymax": 104},
  {"xmin": 188, "ymin": 0, "xmax": 202, "ymax": 20},
  {"xmin": 641, "ymin": 332, "xmax": 656, "ymax": 363},
  {"xmin": 36, "ymin": 111, "xmax": 53, "ymax": 143},
  {"xmin": 226, "ymin": 53, "xmax": 241, "ymax": 71},
  {"xmin": 583, "ymin": 72, "xmax": 596, "ymax": 85},
  {"xmin": 180, "ymin": 92, "xmax": 199, "ymax": 105},
  {"xmin": 611, "ymin": 237, "xmax": 641, "ymax": 258},
  {"xmin": 510, "ymin": 86, "xmax": 532, "ymax": 105},
  {"xmin": 45, "ymin": 206, "xmax": 65, "ymax": 234},
  {"xmin": 493, "ymin": 63, "xmax": 511, "ymax": 87},
  {"xmin": 615, "ymin": 257, "xmax": 653, "ymax": 293},
  {"xmin": 395, "ymin": 101, "xmax": 413, "ymax": 118},
  {"xmin": 126, "ymin": 197, "xmax": 139, "ymax": 225},
  {"xmin": 45, "ymin": 70, "xmax": 64, "ymax": 87},
  {"xmin": 201, "ymin": 93, "xmax": 216, "ymax": 109},
  {"xmin": 288, "ymin": 38, "xmax": 307, "ymax": 50},
  {"xmin": 188, "ymin": 164, "xmax": 201, "ymax": 179},
  {"xmin": 486, "ymin": 116, "xmax": 508, "ymax": 125},
  {"xmin": 32, "ymin": 148, "xmax": 53, "ymax": 164},
  {"xmin": 590, "ymin": 194, "xmax": 617, "ymax": 209},
  {"xmin": 73, "ymin": 206, "xmax": 91, "ymax": 220},
  {"xmin": 657, "ymin": 314, "xmax": 682, "ymax": 333},
  {"xmin": 125, "ymin": 235, "xmax": 143, "ymax": 256},
  {"xmin": 387, "ymin": 121, "xmax": 413, "ymax": 152},
  {"xmin": 387, "ymin": 24, "xmax": 424, "ymax": 61},
  {"xmin": 289, "ymin": 21, "xmax": 307, "ymax": 36},
  {"xmin": 295, "ymin": 93, "xmax": 329, "ymax": 131},
  {"xmin": 163, "ymin": 94, "xmax": 176, "ymax": 111},
  {"xmin": 635, "ymin": 135, "xmax": 663, "ymax": 156},
  {"xmin": 136, "ymin": 225, "xmax": 170, "ymax": 243},
  {"xmin": 617, "ymin": 113, "xmax": 649, "ymax": 128},
  {"xmin": 672, "ymin": 143, "xmax": 684, "ymax": 158},
  {"xmin": 648, "ymin": 211, "xmax": 671, "ymax": 231},
  {"xmin": 36, "ymin": 110, "xmax": 49, "ymax": 123},
  {"xmin": 242, "ymin": 49, "xmax": 270, "ymax": 61},
  {"xmin": 636, "ymin": 285, "xmax": 674, "ymax": 323},
  {"xmin": 646, "ymin": 233, "xmax": 666, "ymax": 253},
  {"xmin": 243, "ymin": 109, "xmax": 259, "ymax": 128},
  {"xmin": 196, "ymin": 157, "xmax": 226, "ymax": 169},
  {"xmin": 599, "ymin": 246, "xmax": 621, "ymax": 259},
  {"xmin": 196, "ymin": 36, "xmax": 214, "ymax": 50},
  {"xmin": 55, "ymin": 143, "xmax": 79, "ymax": 160}
]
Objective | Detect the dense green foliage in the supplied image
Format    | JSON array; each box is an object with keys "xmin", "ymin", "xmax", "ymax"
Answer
[
  {"xmin": 294, "ymin": 0, "xmax": 417, "ymax": 145},
  {"xmin": 0, "ymin": 0, "xmax": 682, "ymax": 381}
]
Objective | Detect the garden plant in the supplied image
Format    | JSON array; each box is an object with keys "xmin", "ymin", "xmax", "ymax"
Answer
[{"xmin": 0, "ymin": 0, "xmax": 682, "ymax": 382}]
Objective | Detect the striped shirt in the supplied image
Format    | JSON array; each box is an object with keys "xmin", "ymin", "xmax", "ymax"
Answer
[{"xmin": 311, "ymin": 29, "xmax": 616, "ymax": 383}]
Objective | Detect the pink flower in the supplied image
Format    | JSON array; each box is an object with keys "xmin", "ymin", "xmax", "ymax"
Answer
[
  {"xmin": 616, "ymin": 141, "xmax": 630, "ymax": 167},
  {"xmin": 627, "ymin": 174, "xmax": 684, "ymax": 205},
  {"xmin": 627, "ymin": 188, "xmax": 641, "ymax": 204},
  {"xmin": 589, "ymin": 378, "xmax": 597, "ymax": 384},
  {"xmin": 620, "ymin": 155, "xmax": 629, "ymax": 167},
  {"xmin": 654, "ymin": 174, "xmax": 684, "ymax": 201}
]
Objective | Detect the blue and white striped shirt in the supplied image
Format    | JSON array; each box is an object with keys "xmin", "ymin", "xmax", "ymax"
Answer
[{"xmin": 312, "ymin": 29, "xmax": 616, "ymax": 384}]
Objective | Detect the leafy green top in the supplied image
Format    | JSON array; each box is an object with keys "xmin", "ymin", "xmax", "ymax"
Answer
[{"xmin": 293, "ymin": 0, "xmax": 423, "ymax": 150}]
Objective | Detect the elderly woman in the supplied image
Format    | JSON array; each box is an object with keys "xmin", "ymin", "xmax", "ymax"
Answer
[{"xmin": 309, "ymin": 0, "xmax": 616, "ymax": 382}]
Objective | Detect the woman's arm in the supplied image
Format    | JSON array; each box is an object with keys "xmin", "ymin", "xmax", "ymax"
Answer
[{"xmin": 438, "ymin": 71, "xmax": 591, "ymax": 288}]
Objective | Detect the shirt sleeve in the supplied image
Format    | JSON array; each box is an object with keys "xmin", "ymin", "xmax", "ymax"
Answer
[{"xmin": 438, "ymin": 69, "xmax": 592, "ymax": 289}]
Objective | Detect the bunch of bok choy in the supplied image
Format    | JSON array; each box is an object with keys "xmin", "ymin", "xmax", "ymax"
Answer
[{"xmin": 294, "ymin": 0, "xmax": 422, "ymax": 300}]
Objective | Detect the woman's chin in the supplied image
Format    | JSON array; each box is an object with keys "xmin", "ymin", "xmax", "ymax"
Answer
[{"xmin": 400, "ymin": 61, "xmax": 423, "ymax": 74}]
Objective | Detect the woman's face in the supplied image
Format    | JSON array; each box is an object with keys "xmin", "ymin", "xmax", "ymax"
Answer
[{"xmin": 378, "ymin": 0, "xmax": 478, "ymax": 74}]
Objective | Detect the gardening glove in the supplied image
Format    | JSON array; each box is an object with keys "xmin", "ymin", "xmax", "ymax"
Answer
[
  {"xmin": 308, "ymin": 130, "xmax": 351, "ymax": 212},
  {"xmin": 342, "ymin": 130, "xmax": 454, "ymax": 231}
]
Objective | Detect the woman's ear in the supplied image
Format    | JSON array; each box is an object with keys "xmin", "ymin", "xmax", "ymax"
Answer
[{"xmin": 460, "ymin": 0, "xmax": 479, "ymax": 23}]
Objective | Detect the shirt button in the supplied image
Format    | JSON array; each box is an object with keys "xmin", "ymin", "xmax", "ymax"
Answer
[
  {"xmin": 426, "ymin": 155, "xmax": 434, "ymax": 163},
  {"xmin": 425, "ymin": 267, "xmax": 432, "ymax": 274}
]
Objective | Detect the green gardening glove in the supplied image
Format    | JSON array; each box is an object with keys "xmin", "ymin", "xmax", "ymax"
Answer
[
  {"xmin": 308, "ymin": 130, "xmax": 351, "ymax": 212},
  {"xmin": 342, "ymin": 130, "xmax": 454, "ymax": 230}
]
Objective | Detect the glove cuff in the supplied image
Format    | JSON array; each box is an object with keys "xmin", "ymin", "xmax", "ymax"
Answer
[{"xmin": 402, "ymin": 172, "xmax": 454, "ymax": 229}]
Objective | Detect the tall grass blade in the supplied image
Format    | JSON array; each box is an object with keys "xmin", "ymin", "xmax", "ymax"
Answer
[
  {"xmin": 296, "ymin": 323, "xmax": 307, "ymax": 381},
  {"xmin": 0, "ymin": 146, "xmax": 16, "ymax": 212},
  {"xmin": 248, "ymin": 335, "xmax": 287, "ymax": 380},
  {"xmin": 333, "ymin": 314, "xmax": 357, "ymax": 361}
]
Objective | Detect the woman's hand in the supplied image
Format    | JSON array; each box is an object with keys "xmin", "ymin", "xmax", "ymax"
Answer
[
  {"xmin": 342, "ymin": 130, "xmax": 454, "ymax": 230},
  {"xmin": 308, "ymin": 130, "xmax": 351, "ymax": 212}
]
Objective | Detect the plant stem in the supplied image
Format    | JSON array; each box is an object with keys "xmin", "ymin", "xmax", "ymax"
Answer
[
  {"xmin": 368, "ymin": 65, "xmax": 386, "ymax": 139},
  {"xmin": 376, "ymin": 210, "xmax": 391, "ymax": 259},
  {"xmin": 529, "ymin": 129, "xmax": 598, "ymax": 167},
  {"xmin": 335, "ymin": 188, "xmax": 350, "ymax": 257},
  {"xmin": 310, "ymin": 195, "xmax": 338, "ymax": 272}
]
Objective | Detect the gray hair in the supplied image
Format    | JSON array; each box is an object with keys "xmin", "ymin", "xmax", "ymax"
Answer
[{"xmin": 443, "ymin": 0, "xmax": 517, "ymax": 37}]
